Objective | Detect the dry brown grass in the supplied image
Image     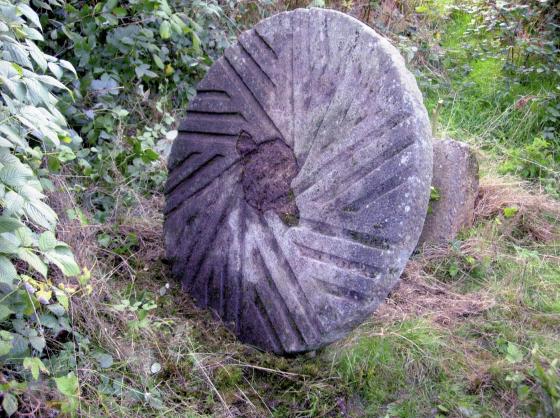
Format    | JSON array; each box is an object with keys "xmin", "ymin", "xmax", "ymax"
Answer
[
  {"xmin": 375, "ymin": 261, "xmax": 496, "ymax": 326},
  {"xmin": 45, "ymin": 171, "xmax": 559, "ymax": 416},
  {"xmin": 475, "ymin": 177, "xmax": 560, "ymax": 243},
  {"xmin": 376, "ymin": 175, "xmax": 559, "ymax": 329}
]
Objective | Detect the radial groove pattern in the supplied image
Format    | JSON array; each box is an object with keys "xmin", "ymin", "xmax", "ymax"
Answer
[{"xmin": 164, "ymin": 8, "xmax": 432, "ymax": 354}]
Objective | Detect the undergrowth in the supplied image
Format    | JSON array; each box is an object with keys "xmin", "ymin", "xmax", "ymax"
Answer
[{"xmin": 0, "ymin": 0, "xmax": 559, "ymax": 417}]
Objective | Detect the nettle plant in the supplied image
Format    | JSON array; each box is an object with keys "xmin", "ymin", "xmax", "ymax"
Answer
[{"xmin": 0, "ymin": 1, "xmax": 81, "ymax": 415}]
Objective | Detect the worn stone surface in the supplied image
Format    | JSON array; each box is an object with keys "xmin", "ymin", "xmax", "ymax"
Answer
[
  {"xmin": 164, "ymin": 8, "xmax": 432, "ymax": 354},
  {"xmin": 418, "ymin": 139, "xmax": 479, "ymax": 246}
]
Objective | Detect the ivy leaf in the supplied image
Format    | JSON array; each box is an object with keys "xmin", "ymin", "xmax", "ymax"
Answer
[{"xmin": 2, "ymin": 392, "xmax": 18, "ymax": 416}]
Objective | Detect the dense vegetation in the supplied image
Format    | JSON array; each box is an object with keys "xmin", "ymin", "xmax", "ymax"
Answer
[{"xmin": 0, "ymin": 0, "xmax": 558, "ymax": 416}]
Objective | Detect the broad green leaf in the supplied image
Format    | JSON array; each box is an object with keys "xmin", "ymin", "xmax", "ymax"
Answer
[
  {"xmin": 142, "ymin": 148, "xmax": 159, "ymax": 162},
  {"xmin": 26, "ymin": 39, "xmax": 47, "ymax": 71},
  {"xmin": 4, "ymin": 41, "xmax": 33, "ymax": 69},
  {"xmin": 159, "ymin": 20, "xmax": 171, "ymax": 40},
  {"xmin": 2, "ymin": 392, "xmax": 17, "ymax": 416},
  {"xmin": 47, "ymin": 62, "xmax": 63, "ymax": 79},
  {"xmin": 0, "ymin": 164, "xmax": 31, "ymax": 187},
  {"xmin": 3, "ymin": 191, "xmax": 24, "ymax": 215},
  {"xmin": 45, "ymin": 246, "xmax": 80, "ymax": 276},
  {"xmin": 17, "ymin": 3, "xmax": 41, "ymax": 28},
  {"xmin": 152, "ymin": 54, "xmax": 164, "ymax": 70},
  {"xmin": 0, "ymin": 235, "xmax": 19, "ymax": 254},
  {"xmin": 15, "ymin": 226, "xmax": 34, "ymax": 247},
  {"xmin": 0, "ymin": 255, "xmax": 17, "ymax": 287},
  {"xmin": 23, "ymin": 356, "xmax": 49, "ymax": 380},
  {"xmin": 0, "ymin": 216, "xmax": 24, "ymax": 233},
  {"xmin": 29, "ymin": 335, "xmax": 45, "ymax": 353},
  {"xmin": 23, "ymin": 78, "xmax": 53, "ymax": 106},
  {"xmin": 39, "ymin": 231, "xmax": 57, "ymax": 252},
  {"xmin": 0, "ymin": 340, "xmax": 12, "ymax": 356},
  {"xmin": 23, "ymin": 200, "xmax": 58, "ymax": 230},
  {"xmin": 93, "ymin": 352, "xmax": 114, "ymax": 368},
  {"xmin": 17, "ymin": 248, "xmax": 47, "ymax": 277},
  {"xmin": 55, "ymin": 371, "xmax": 79, "ymax": 398},
  {"xmin": 21, "ymin": 26, "xmax": 43, "ymax": 41},
  {"xmin": 10, "ymin": 62, "xmax": 23, "ymax": 77},
  {"xmin": 103, "ymin": 0, "xmax": 119, "ymax": 12},
  {"xmin": 55, "ymin": 291, "xmax": 69, "ymax": 311},
  {"xmin": 506, "ymin": 342, "xmax": 524, "ymax": 364},
  {"xmin": 37, "ymin": 74, "xmax": 67, "ymax": 90},
  {"xmin": 0, "ymin": 304, "xmax": 13, "ymax": 321}
]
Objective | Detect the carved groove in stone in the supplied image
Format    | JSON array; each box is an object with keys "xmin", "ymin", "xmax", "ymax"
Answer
[{"xmin": 164, "ymin": 9, "xmax": 432, "ymax": 354}]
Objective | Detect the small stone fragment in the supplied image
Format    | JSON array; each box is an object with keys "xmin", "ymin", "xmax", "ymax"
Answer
[{"xmin": 418, "ymin": 139, "xmax": 479, "ymax": 246}]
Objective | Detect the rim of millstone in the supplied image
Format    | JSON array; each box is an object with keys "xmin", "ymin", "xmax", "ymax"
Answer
[{"xmin": 164, "ymin": 8, "xmax": 433, "ymax": 355}]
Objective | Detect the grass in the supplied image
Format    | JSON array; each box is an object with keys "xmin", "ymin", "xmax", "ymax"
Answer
[
  {"xmin": 48, "ymin": 168, "xmax": 559, "ymax": 417},
  {"xmin": 41, "ymin": 1, "xmax": 560, "ymax": 417}
]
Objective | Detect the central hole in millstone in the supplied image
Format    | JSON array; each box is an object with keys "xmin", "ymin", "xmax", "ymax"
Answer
[{"xmin": 237, "ymin": 132, "xmax": 299, "ymax": 226}]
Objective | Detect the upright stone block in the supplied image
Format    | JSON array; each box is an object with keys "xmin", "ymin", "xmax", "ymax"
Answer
[
  {"xmin": 164, "ymin": 9, "xmax": 432, "ymax": 354},
  {"xmin": 418, "ymin": 139, "xmax": 479, "ymax": 246}
]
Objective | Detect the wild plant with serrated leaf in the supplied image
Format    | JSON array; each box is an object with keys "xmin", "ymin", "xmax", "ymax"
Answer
[
  {"xmin": 38, "ymin": 0, "xmax": 234, "ymax": 221},
  {"xmin": 0, "ymin": 1, "xmax": 82, "ymax": 415}
]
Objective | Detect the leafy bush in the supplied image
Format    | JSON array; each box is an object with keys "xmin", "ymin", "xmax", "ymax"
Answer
[
  {"xmin": 35, "ymin": 0, "xmax": 236, "ymax": 222},
  {"xmin": 0, "ymin": 1, "xmax": 82, "ymax": 415}
]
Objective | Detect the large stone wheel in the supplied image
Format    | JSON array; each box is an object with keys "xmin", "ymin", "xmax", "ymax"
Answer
[{"xmin": 164, "ymin": 8, "xmax": 432, "ymax": 354}]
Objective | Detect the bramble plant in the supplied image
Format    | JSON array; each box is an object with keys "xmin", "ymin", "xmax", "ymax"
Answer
[
  {"xmin": 0, "ymin": 1, "xmax": 81, "ymax": 415},
  {"xmin": 41, "ymin": 0, "xmax": 235, "ymax": 221}
]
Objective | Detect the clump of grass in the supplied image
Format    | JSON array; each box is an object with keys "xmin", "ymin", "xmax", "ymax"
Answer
[
  {"xmin": 475, "ymin": 177, "xmax": 560, "ymax": 243},
  {"xmin": 332, "ymin": 318, "xmax": 489, "ymax": 417}
]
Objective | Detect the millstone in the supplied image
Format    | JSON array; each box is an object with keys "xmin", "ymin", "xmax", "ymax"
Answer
[{"xmin": 164, "ymin": 8, "xmax": 432, "ymax": 354}]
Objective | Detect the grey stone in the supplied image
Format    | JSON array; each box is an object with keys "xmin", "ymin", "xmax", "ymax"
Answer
[
  {"xmin": 418, "ymin": 139, "xmax": 479, "ymax": 246},
  {"xmin": 164, "ymin": 8, "xmax": 432, "ymax": 354}
]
